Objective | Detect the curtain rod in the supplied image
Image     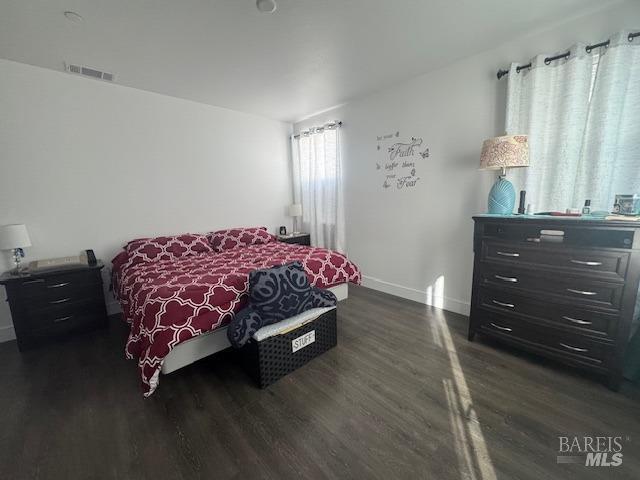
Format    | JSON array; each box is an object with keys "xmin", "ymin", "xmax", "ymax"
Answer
[
  {"xmin": 496, "ymin": 31, "xmax": 640, "ymax": 79},
  {"xmin": 292, "ymin": 121, "xmax": 342, "ymax": 139}
]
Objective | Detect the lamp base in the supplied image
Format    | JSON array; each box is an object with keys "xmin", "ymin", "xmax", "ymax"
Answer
[
  {"xmin": 9, "ymin": 248, "xmax": 27, "ymax": 276},
  {"xmin": 488, "ymin": 177, "xmax": 516, "ymax": 215}
]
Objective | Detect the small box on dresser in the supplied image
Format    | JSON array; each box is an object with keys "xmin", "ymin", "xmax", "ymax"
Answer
[
  {"xmin": 468, "ymin": 216, "xmax": 640, "ymax": 390},
  {"xmin": 0, "ymin": 262, "xmax": 108, "ymax": 351}
]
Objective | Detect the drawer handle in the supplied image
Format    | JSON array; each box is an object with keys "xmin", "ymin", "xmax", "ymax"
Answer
[
  {"xmin": 496, "ymin": 251, "xmax": 520, "ymax": 257},
  {"xmin": 566, "ymin": 288, "xmax": 597, "ymax": 296},
  {"xmin": 49, "ymin": 297, "xmax": 71, "ymax": 304},
  {"xmin": 490, "ymin": 322, "xmax": 513, "ymax": 332},
  {"xmin": 47, "ymin": 282, "xmax": 70, "ymax": 289},
  {"xmin": 559, "ymin": 342, "xmax": 588, "ymax": 353},
  {"xmin": 562, "ymin": 315, "xmax": 592, "ymax": 326},
  {"xmin": 494, "ymin": 274, "xmax": 518, "ymax": 283},
  {"xmin": 492, "ymin": 300, "xmax": 515, "ymax": 308},
  {"xmin": 570, "ymin": 259, "xmax": 603, "ymax": 266},
  {"xmin": 54, "ymin": 315, "xmax": 73, "ymax": 323},
  {"xmin": 22, "ymin": 279, "xmax": 45, "ymax": 285}
]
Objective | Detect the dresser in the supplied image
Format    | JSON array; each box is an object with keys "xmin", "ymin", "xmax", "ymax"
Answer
[
  {"xmin": 0, "ymin": 262, "xmax": 108, "ymax": 351},
  {"xmin": 468, "ymin": 216, "xmax": 640, "ymax": 390}
]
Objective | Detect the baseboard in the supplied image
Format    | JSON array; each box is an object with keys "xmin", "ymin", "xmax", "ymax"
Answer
[
  {"xmin": 361, "ymin": 275, "xmax": 470, "ymax": 316},
  {"xmin": 0, "ymin": 324, "xmax": 16, "ymax": 343}
]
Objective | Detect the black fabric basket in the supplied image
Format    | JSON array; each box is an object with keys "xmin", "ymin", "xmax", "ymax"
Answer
[{"xmin": 239, "ymin": 308, "xmax": 337, "ymax": 388}]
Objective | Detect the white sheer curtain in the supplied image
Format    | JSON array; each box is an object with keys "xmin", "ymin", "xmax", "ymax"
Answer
[
  {"xmin": 291, "ymin": 125, "xmax": 345, "ymax": 252},
  {"xmin": 573, "ymin": 31, "xmax": 640, "ymax": 208},
  {"xmin": 506, "ymin": 30, "xmax": 640, "ymax": 212}
]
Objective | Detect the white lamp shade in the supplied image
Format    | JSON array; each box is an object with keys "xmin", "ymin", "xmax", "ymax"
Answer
[
  {"xmin": 0, "ymin": 224, "xmax": 31, "ymax": 250},
  {"xmin": 480, "ymin": 135, "xmax": 529, "ymax": 170},
  {"xmin": 288, "ymin": 204, "xmax": 302, "ymax": 217}
]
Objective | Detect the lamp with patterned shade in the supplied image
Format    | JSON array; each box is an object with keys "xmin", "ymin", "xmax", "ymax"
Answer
[{"xmin": 480, "ymin": 135, "xmax": 529, "ymax": 215}]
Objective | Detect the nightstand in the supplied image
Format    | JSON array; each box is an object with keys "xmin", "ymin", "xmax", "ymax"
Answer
[
  {"xmin": 277, "ymin": 233, "xmax": 311, "ymax": 246},
  {"xmin": 0, "ymin": 262, "xmax": 108, "ymax": 351}
]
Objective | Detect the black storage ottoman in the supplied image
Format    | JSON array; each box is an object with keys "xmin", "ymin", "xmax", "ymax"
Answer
[{"xmin": 239, "ymin": 308, "xmax": 337, "ymax": 388}]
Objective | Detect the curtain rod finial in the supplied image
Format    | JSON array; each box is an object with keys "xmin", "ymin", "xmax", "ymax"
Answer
[{"xmin": 497, "ymin": 69, "xmax": 509, "ymax": 80}]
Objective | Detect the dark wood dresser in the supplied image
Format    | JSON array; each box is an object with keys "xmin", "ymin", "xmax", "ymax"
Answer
[
  {"xmin": 469, "ymin": 216, "xmax": 640, "ymax": 390},
  {"xmin": 0, "ymin": 262, "xmax": 108, "ymax": 351}
]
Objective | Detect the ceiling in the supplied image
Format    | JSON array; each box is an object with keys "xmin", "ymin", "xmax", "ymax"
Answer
[{"xmin": 0, "ymin": 0, "xmax": 616, "ymax": 122}]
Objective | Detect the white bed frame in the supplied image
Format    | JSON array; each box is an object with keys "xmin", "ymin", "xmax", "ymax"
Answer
[{"xmin": 161, "ymin": 283, "xmax": 349, "ymax": 374}]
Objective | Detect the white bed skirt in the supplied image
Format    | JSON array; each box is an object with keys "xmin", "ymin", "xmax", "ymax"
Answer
[{"xmin": 161, "ymin": 282, "xmax": 349, "ymax": 374}]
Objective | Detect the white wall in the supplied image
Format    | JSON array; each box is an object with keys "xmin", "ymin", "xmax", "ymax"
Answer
[
  {"xmin": 0, "ymin": 59, "xmax": 292, "ymax": 341},
  {"xmin": 294, "ymin": 0, "xmax": 640, "ymax": 316}
]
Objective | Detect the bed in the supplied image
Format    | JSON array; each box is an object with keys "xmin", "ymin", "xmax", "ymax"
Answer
[{"xmin": 111, "ymin": 228, "xmax": 361, "ymax": 396}]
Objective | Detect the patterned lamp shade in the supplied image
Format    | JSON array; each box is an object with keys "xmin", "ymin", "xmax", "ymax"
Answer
[{"xmin": 480, "ymin": 135, "xmax": 529, "ymax": 170}]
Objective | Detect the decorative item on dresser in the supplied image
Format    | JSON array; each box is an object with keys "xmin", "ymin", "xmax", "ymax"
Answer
[
  {"xmin": 277, "ymin": 232, "xmax": 311, "ymax": 246},
  {"xmin": 479, "ymin": 135, "xmax": 529, "ymax": 215},
  {"xmin": 0, "ymin": 262, "xmax": 108, "ymax": 351},
  {"xmin": 468, "ymin": 215, "xmax": 640, "ymax": 390}
]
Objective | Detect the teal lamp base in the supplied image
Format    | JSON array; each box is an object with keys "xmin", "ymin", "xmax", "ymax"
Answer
[{"xmin": 488, "ymin": 177, "xmax": 515, "ymax": 215}]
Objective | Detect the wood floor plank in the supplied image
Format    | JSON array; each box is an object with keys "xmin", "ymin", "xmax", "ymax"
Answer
[{"xmin": 0, "ymin": 284, "xmax": 639, "ymax": 479}]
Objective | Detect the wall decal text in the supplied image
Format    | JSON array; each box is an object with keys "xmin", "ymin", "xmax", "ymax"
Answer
[{"xmin": 375, "ymin": 132, "xmax": 429, "ymax": 191}]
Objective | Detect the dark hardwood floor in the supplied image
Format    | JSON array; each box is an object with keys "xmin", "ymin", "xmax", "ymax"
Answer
[{"xmin": 1, "ymin": 285, "xmax": 639, "ymax": 480}]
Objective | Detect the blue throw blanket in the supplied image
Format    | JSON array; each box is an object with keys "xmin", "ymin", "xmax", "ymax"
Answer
[{"xmin": 227, "ymin": 262, "xmax": 337, "ymax": 348}]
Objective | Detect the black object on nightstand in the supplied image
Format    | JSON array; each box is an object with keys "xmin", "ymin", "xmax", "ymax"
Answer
[
  {"xmin": 277, "ymin": 233, "xmax": 311, "ymax": 246},
  {"xmin": 0, "ymin": 262, "xmax": 108, "ymax": 351}
]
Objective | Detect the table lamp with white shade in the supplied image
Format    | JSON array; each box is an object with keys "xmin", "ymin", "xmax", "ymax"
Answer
[
  {"xmin": 288, "ymin": 204, "xmax": 303, "ymax": 234},
  {"xmin": 479, "ymin": 135, "xmax": 529, "ymax": 215},
  {"xmin": 0, "ymin": 224, "xmax": 32, "ymax": 275}
]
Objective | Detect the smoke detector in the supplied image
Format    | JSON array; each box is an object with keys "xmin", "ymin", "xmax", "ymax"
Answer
[{"xmin": 65, "ymin": 63, "xmax": 115, "ymax": 82}]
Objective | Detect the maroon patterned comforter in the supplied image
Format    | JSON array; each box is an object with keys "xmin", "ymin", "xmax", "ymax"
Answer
[{"xmin": 113, "ymin": 242, "xmax": 361, "ymax": 396}]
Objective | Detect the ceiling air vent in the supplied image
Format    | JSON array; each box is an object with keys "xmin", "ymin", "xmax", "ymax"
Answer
[{"xmin": 65, "ymin": 63, "xmax": 115, "ymax": 82}]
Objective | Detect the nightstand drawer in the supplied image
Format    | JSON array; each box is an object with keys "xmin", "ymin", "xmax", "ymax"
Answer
[
  {"xmin": 478, "ymin": 287, "xmax": 618, "ymax": 339},
  {"xmin": 480, "ymin": 266, "xmax": 624, "ymax": 310},
  {"xmin": 15, "ymin": 271, "xmax": 101, "ymax": 299},
  {"xmin": 27, "ymin": 301, "xmax": 106, "ymax": 336},
  {"xmin": 23, "ymin": 285, "xmax": 103, "ymax": 314},
  {"xmin": 482, "ymin": 241, "xmax": 629, "ymax": 281}
]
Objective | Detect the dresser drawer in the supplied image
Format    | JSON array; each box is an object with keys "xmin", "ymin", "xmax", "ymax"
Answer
[
  {"xmin": 478, "ymin": 287, "xmax": 618, "ymax": 340},
  {"xmin": 480, "ymin": 222, "xmax": 635, "ymax": 249},
  {"xmin": 15, "ymin": 271, "xmax": 101, "ymax": 299},
  {"xmin": 480, "ymin": 266, "xmax": 624, "ymax": 310},
  {"xmin": 482, "ymin": 241, "xmax": 629, "ymax": 281},
  {"xmin": 476, "ymin": 312, "xmax": 612, "ymax": 368},
  {"xmin": 25, "ymin": 299, "xmax": 105, "ymax": 333}
]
